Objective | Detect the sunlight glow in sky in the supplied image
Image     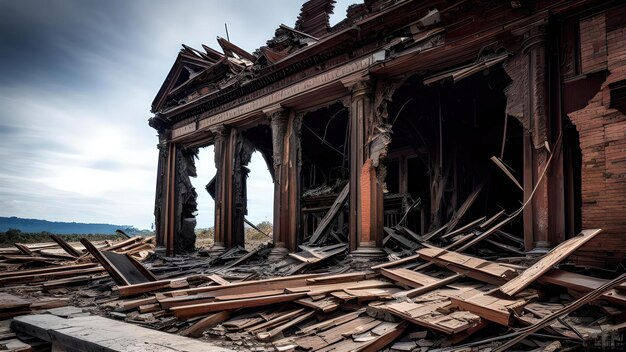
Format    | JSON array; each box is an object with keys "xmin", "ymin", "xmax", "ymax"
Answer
[{"xmin": 0, "ymin": 0, "xmax": 359, "ymax": 229}]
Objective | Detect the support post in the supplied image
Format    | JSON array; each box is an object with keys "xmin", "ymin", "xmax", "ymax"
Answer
[
  {"xmin": 520, "ymin": 25, "xmax": 564, "ymax": 252},
  {"xmin": 209, "ymin": 125, "xmax": 230, "ymax": 256},
  {"xmin": 348, "ymin": 79, "xmax": 386, "ymax": 258},
  {"xmin": 154, "ymin": 135, "xmax": 168, "ymax": 250},
  {"xmin": 267, "ymin": 108, "xmax": 301, "ymax": 260}
]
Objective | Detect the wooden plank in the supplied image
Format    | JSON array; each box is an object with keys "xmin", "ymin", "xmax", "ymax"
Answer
[
  {"xmin": 309, "ymin": 182, "xmax": 349, "ymax": 244},
  {"xmin": 286, "ymin": 280, "xmax": 395, "ymax": 296},
  {"xmin": 158, "ymin": 274, "xmax": 323, "ymax": 305},
  {"xmin": 379, "ymin": 268, "xmax": 439, "ymax": 288},
  {"xmin": 371, "ymin": 254, "xmax": 421, "ymax": 270},
  {"xmin": 0, "ymin": 293, "xmax": 31, "ymax": 310},
  {"xmin": 118, "ymin": 278, "xmax": 189, "ymax": 297},
  {"xmin": 171, "ymin": 293, "xmax": 308, "ymax": 319},
  {"xmin": 538, "ymin": 269, "xmax": 626, "ymax": 306},
  {"xmin": 394, "ymin": 273, "xmax": 462, "ymax": 299},
  {"xmin": 305, "ymin": 272, "xmax": 369, "ymax": 285},
  {"xmin": 417, "ymin": 247, "xmax": 518, "ymax": 285},
  {"xmin": 179, "ymin": 311, "xmax": 232, "ymax": 337},
  {"xmin": 0, "ymin": 267, "xmax": 105, "ymax": 286},
  {"xmin": 257, "ymin": 310, "xmax": 315, "ymax": 341},
  {"xmin": 248, "ymin": 308, "xmax": 304, "ymax": 333},
  {"xmin": 0, "ymin": 263, "xmax": 98, "ymax": 279},
  {"xmin": 450, "ymin": 292, "xmax": 528, "ymax": 325},
  {"xmin": 296, "ymin": 297, "xmax": 341, "ymax": 312},
  {"xmin": 49, "ymin": 235, "xmax": 82, "ymax": 257},
  {"xmin": 13, "ymin": 243, "xmax": 34, "ymax": 256},
  {"xmin": 81, "ymin": 238, "xmax": 131, "ymax": 285},
  {"xmin": 499, "ymin": 229, "xmax": 603, "ymax": 296}
]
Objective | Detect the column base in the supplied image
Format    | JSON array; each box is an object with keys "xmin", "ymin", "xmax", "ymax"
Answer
[
  {"xmin": 350, "ymin": 245, "xmax": 386, "ymax": 260},
  {"xmin": 154, "ymin": 246, "xmax": 167, "ymax": 257},
  {"xmin": 207, "ymin": 244, "xmax": 227, "ymax": 258},
  {"xmin": 527, "ymin": 241, "xmax": 552, "ymax": 256},
  {"xmin": 268, "ymin": 246, "xmax": 289, "ymax": 262}
]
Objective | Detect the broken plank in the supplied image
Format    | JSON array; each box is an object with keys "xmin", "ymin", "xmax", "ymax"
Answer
[
  {"xmin": 379, "ymin": 268, "xmax": 440, "ymax": 288},
  {"xmin": 417, "ymin": 247, "xmax": 517, "ymax": 285},
  {"xmin": 180, "ymin": 310, "xmax": 232, "ymax": 337},
  {"xmin": 171, "ymin": 293, "xmax": 308, "ymax": 319},
  {"xmin": 499, "ymin": 229, "xmax": 603, "ymax": 296},
  {"xmin": 450, "ymin": 291, "xmax": 528, "ymax": 325},
  {"xmin": 118, "ymin": 278, "xmax": 189, "ymax": 297},
  {"xmin": 257, "ymin": 310, "xmax": 315, "ymax": 341},
  {"xmin": 309, "ymin": 182, "xmax": 349, "ymax": 244},
  {"xmin": 394, "ymin": 273, "xmax": 462, "ymax": 299},
  {"xmin": 538, "ymin": 270, "xmax": 626, "ymax": 307},
  {"xmin": 49, "ymin": 235, "xmax": 82, "ymax": 257}
]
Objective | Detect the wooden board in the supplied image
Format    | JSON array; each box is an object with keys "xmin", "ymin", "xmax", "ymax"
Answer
[
  {"xmin": 538, "ymin": 269, "xmax": 626, "ymax": 306},
  {"xmin": 171, "ymin": 292, "xmax": 308, "ymax": 319},
  {"xmin": 499, "ymin": 229, "xmax": 602, "ymax": 296},
  {"xmin": 379, "ymin": 268, "xmax": 440, "ymax": 288},
  {"xmin": 450, "ymin": 292, "xmax": 528, "ymax": 325},
  {"xmin": 417, "ymin": 247, "xmax": 518, "ymax": 285},
  {"xmin": 309, "ymin": 182, "xmax": 349, "ymax": 244}
]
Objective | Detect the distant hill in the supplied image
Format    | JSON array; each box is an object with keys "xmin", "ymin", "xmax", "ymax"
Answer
[{"xmin": 0, "ymin": 216, "xmax": 147, "ymax": 235}]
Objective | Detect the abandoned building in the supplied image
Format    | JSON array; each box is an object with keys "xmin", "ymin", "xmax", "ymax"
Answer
[
  {"xmin": 150, "ymin": 0, "xmax": 626, "ymax": 265},
  {"xmin": 3, "ymin": 0, "xmax": 626, "ymax": 351}
]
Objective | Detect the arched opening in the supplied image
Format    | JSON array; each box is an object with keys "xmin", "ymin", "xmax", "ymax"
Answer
[{"xmin": 189, "ymin": 145, "xmax": 216, "ymax": 249}]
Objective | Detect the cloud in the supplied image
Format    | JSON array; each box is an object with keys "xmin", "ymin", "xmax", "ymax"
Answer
[{"xmin": 0, "ymin": 0, "xmax": 359, "ymax": 229}]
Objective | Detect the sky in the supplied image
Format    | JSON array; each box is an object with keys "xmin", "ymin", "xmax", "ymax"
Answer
[{"xmin": 0, "ymin": 0, "xmax": 359, "ymax": 229}]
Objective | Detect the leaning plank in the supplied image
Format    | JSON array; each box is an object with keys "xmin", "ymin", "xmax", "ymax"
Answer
[
  {"xmin": 13, "ymin": 243, "xmax": 34, "ymax": 256},
  {"xmin": 309, "ymin": 182, "xmax": 349, "ymax": 244},
  {"xmin": 499, "ymin": 229, "xmax": 602, "ymax": 297},
  {"xmin": 417, "ymin": 247, "xmax": 517, "ymax": 285},
  {"xmin": 82, "ymin": 238, "xmax": 156, "ymax": 286},
  {"xmin": 180, "ymin": 311, "xmax": 232, "ymax": 337},
  {"xmin": 49, "ymin": 235, "xmax": 82, "ymax": 257},
  {"xmin": 171, "ymin": 293, "xmax": 308, "ymax": 319}
]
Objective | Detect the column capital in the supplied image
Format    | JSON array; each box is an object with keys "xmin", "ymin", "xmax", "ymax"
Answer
[
  {"xmin": 209, "ymin": 124, "xmax": 229, "ymax": 142},
  {"xmin": 349, "ymin": 78, "xmax": 373, "ymax": 98},
  {"xmin": 520, "ymin": 23, "xmax": 548, "ymax": 54}
]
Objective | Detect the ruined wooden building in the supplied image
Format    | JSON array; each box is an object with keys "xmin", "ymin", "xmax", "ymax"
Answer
[{"xmin": 149, "ymin": 0, "xmax": 626, "ymax": 265}]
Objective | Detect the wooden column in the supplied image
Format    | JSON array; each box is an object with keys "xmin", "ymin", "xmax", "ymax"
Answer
[
  {"xmin": 268, "ymin": 108, "xmax": 301, "ymax": 259},
  {"xmin": 163, "ymin": 142, "xmax": 177, "ymax": 256},
  {"xmin": 521, "ymin": 25, "xmax": 564, "ymax": 252},
  {"xmin": 348, "ymin": 79, "xmax": 385, "ymax": 257},
  {"xmin": 153, "ymin": 136, "xmax": 168, "ymax": 249},
  {"xmin": 209, "ymin": 125, "xmax": 231, "ymax": 255}
]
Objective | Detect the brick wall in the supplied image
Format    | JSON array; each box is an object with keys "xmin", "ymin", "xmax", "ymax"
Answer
[{"xmin": 568, "ymin": 15, "xmax": 626, "ymax": 266}]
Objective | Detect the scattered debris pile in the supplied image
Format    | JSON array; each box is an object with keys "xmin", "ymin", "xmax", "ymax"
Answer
[{"xmin": 2, "ymin": 228, "xmax": 625, "ymax": 351}]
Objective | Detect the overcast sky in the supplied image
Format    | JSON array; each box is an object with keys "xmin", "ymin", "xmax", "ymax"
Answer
[{"xmin": 0, "ymin": 0, "xmax": 358, "ymax": 229}]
